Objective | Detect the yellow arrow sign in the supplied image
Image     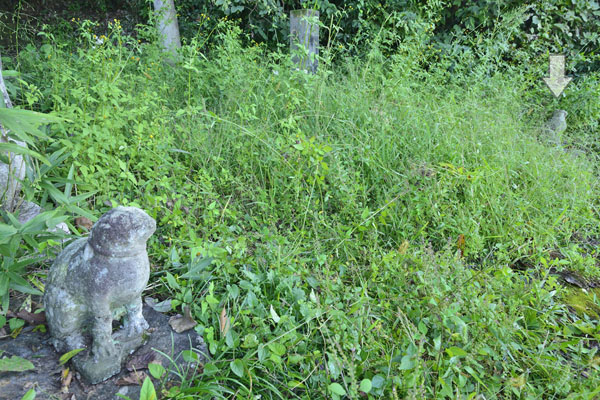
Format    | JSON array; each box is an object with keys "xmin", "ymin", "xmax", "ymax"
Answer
[{"xmin": 542, "ymin": 54, "xmax": 572, "ymax": 98}]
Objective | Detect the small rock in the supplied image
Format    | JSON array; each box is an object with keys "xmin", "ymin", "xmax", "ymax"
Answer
[
  {"xmin": 145, "ymin": 297, "xmax": 172, "ymax": 313},
  {"xmin": 168, "ymin": 305, "xmax": 197, "ymax": 333},
  {"xmin": 16, "ymin": 201, "xmax": 70, "ymax": 234}
]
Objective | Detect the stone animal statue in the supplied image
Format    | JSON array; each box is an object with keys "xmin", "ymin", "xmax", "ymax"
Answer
[
  {"xmin": 43, "ymin": 206, "xmax": 156, "ymax": 383},
  {"xmin": 544, "ymin": 109, "xmax": 567, "ymax": 145}
]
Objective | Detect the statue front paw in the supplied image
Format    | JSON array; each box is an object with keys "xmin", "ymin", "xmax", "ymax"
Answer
[
  {"xmin": 92, "ymin": 341, "xmax": 118, "ymax": 360},
  {"xmin": 124, "ymin": 317, "xmax": 149, "ymax": 338}
]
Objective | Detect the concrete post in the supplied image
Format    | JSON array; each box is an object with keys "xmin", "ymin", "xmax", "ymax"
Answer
[
  {"xmin": 0, "ymin": 52, "xmax": 26, "ymax": 212},
  {"xmin": 290, "ymin": 10, "xmax": 319, "ymax": 73},
  {"xmin": 153, "ymin": 0, "xmax": 181, "ymax": 61}
]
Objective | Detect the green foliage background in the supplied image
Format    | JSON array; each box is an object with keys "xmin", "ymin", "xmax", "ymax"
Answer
[
  {"xmin": 2, "ymin": 0, "xmax": 599, "ymax": 72},
  {"xmin": 0, "ymin": 0, "xmax": 599, "ymax": 398},
  {"xmin": 170, "ymin": 0, "xmax": 600, "ymax": 72}
]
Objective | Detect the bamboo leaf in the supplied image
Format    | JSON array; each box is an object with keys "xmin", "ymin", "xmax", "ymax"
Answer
[
  {"xmin": 59, "ymin": 348, "xmax": 85, "ymax": 365},
  {"xmin": 0, "ymin": 143, "xmax": 50, "ymax": 165}
]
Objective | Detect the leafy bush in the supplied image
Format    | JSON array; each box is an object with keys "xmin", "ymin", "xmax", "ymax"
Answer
[
  {"xmin": 429, "ymin": 0, "xmax": 600, "ymax": 73},
  {"xmin": 0, "ymin": 105, "xmax": 94, "ymax": 328}
]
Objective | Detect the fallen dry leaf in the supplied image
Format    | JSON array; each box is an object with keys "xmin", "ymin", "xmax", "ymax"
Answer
[
  {"xmin": 115, "ymin": 370, "xmax": 148, "ymax": 386},
  {"xmin": 15, "ymin": 310, "xmax": 46, "ymax": 325},
  {"xmin": 548, "ymin": 249, "xmax": 564, "ymax": 260},
  {"xmin": 0, "ymin": 327, "xmax": 9, "ymax": 339},
  {"xmin": 457, "ymin": 234, "xmax": 466, "ymax": 258},
  {"xmin": 508, "ymin": 374, "xmax": 526, "ymax": 390},
  {"xmin": 219, "ymin": 307, "xmax": 231, "ymax": 337},
  {"xmin": 75, "ymin": 217, "xmax": 93, "ymax": 232},
  {"xmin": 168, "ymin": 305, "xmax": 197, "ymax": 333},
  {"xmin": 61, "ymin": 368, "xmax": 73, "ymax": 393},
  {"xmin": 10, "ymin": 326, "xmax": 23, "ymax": 339},
  {"xmin": 398, "ymin": 240, "xmax": 409, "ymax": 255},
  {"xmin": 126, "ymin": 351, "xmax": 160, "ymax": 372}
]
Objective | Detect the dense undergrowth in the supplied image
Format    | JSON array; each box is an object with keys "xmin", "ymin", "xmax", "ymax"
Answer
[{"xmin": 2, "ymin": 16, "xmax": 600, "ymax": 399}]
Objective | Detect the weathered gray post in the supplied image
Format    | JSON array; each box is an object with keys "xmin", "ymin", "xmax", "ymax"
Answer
[
  {"xmin": 290, "ymin": 10, "xmax": 319, "ymax": 73},
  {"xmin": 153, "ymin": 0, "xmax": 181, "ymax": 61},
  {"xmin": 0, "ymin": 51, "xmax": 26, "ymax": 212}
]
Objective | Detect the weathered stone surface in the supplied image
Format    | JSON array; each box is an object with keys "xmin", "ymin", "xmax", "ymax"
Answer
[
  {"xmin": 0, "ymin": 52, "xmax": 26, "ymax": 213},
  {"xmin": 543, "ymin": 109, "xmax": 567, "ymax": 145},
  {"xmin": 290, "ymin": 10, "xmax": 319, "ymax": 73},
  {"xmin": 0, "ymin": 137, "xmax": 26, "ymax": 212},
  {"xmin": 153, "ymin": 0, "xmax": 181, "ymax": 60},
  {"xmin": 43, "ymin": 206, "xmax": 156, "ymax": 384},
  {"xmin": 16, "ymin": 200, "xmax": 42, "ymax": 224},
  {"xmin": 0, "ymin": 305, "xmax": 208, "ymax": 400},
  {"xmin": 16, "ymin": 201, "xmax": 70, "ymax": 234}
]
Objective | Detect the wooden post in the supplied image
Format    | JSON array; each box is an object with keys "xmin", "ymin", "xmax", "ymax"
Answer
[
  {"xmin": 153, "ymin": 0, "xmax": 181, "ymax": 61},
  {"xmin": 290, "ymin": 10, "xmax": 319, "ymax": 73}
]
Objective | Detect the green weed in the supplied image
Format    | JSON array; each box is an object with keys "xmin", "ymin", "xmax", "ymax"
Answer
[{"xmin": 6, "ymin": 18, "xmax": 600, "ymax": 398}]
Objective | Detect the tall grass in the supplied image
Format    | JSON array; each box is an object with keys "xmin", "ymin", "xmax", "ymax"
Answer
[{"xmin": 12, "ymin": 21, "xmax": 600, "ymax": 398}]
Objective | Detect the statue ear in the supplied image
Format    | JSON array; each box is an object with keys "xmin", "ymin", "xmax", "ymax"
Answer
[{"xmin": 83, "ymin": 242, "xmax": 94, "ymax": 260}]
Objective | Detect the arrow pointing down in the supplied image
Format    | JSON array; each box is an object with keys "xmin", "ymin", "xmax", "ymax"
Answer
[{"xmin": 542, "ymin": 54, "xmax": 572, "ymax": 98}]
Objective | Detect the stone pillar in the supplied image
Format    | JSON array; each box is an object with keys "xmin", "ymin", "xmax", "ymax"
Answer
[
  {"xmin": 0, "ymin": 52, "xmax": 26, "ymax": 212},
  {"xmin": 290, "ymin": 10, "xmax": 319, "ymax": 73},
  {"xmin": 153, "ymin": 0, "xmax": 181, "ymax": 61},
  {"xmin": 0, "ymin": 146, "xmax": 26, "ymax": 212}
]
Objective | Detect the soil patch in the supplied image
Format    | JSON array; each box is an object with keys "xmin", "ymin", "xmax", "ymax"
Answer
[{"xmin": 0, "ymin": 304, "xmax": 207, "ymax": 400}]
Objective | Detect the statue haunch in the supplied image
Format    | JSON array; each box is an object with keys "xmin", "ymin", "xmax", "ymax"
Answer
[{"xmin": 43, "ymin": 206, "xmax": 156, "ymax": 383}]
